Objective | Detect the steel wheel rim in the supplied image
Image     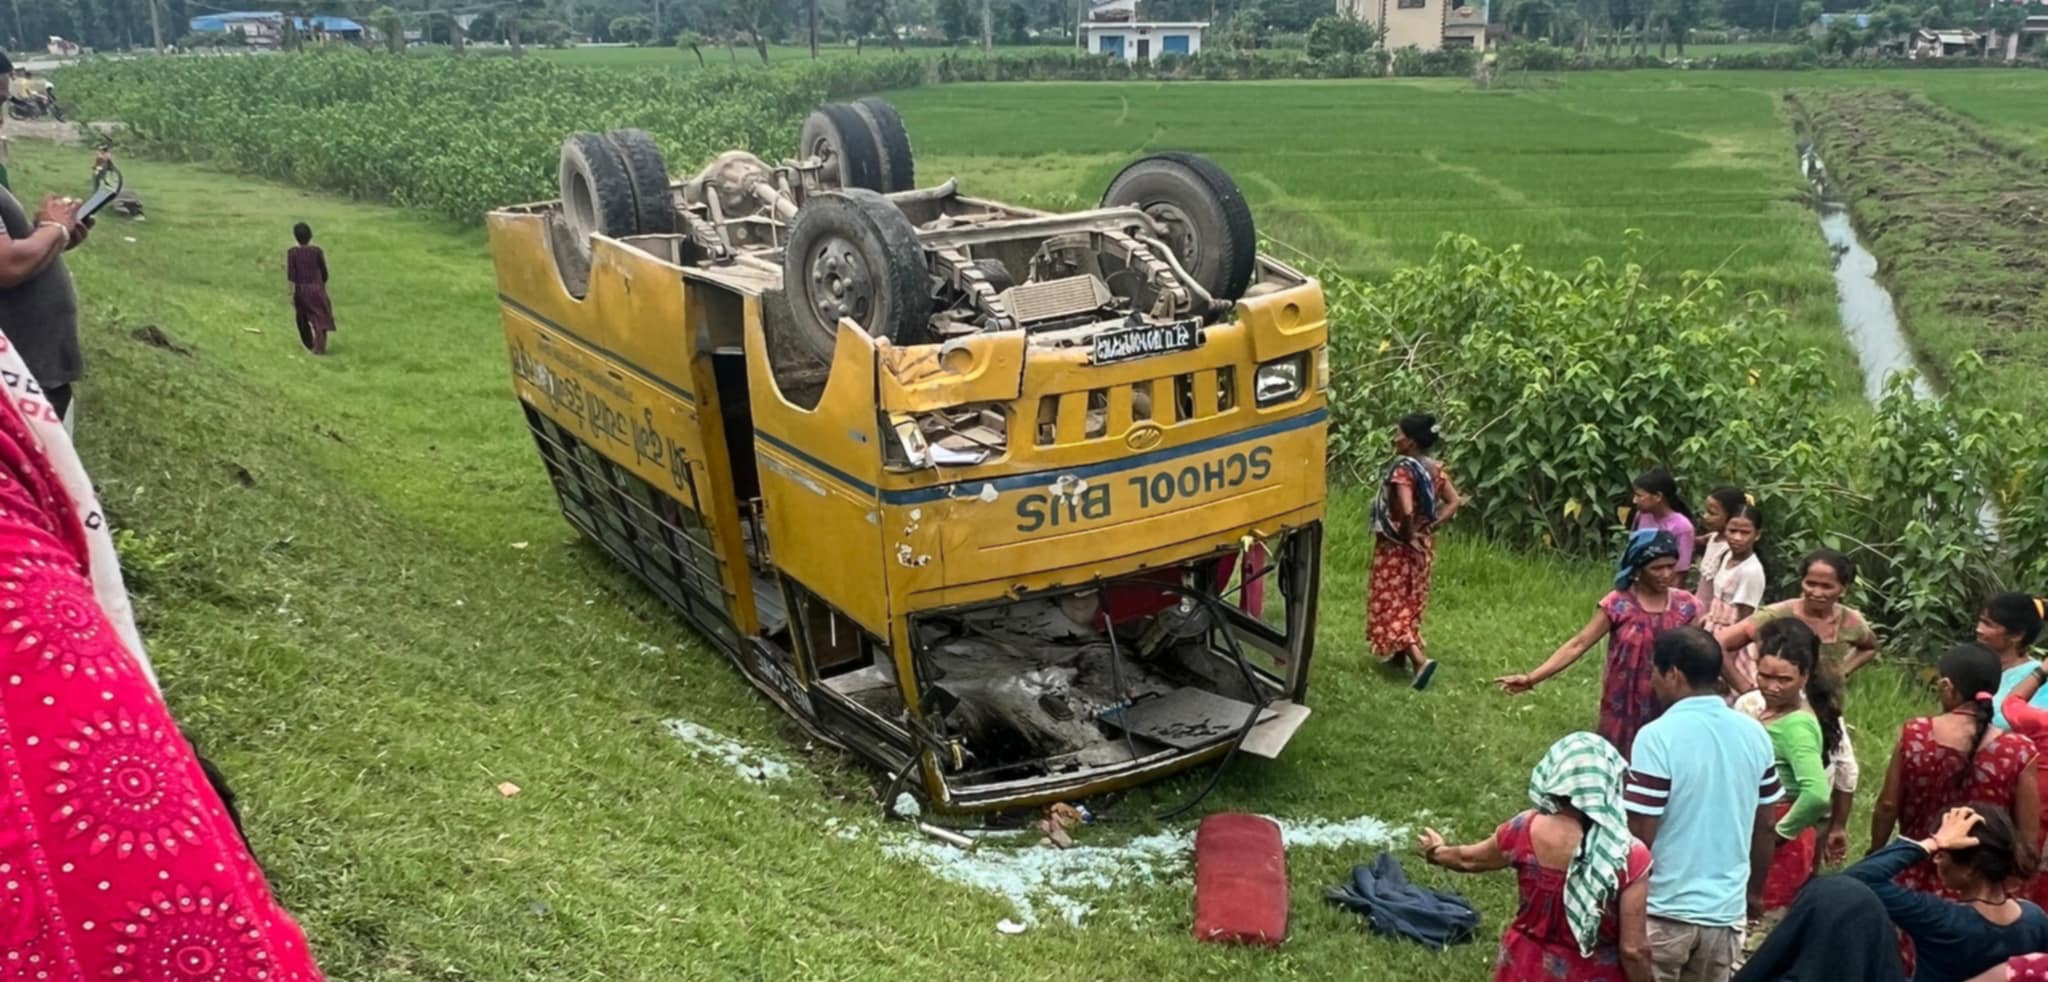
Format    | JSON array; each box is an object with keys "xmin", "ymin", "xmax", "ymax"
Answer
[
  {"xmin": 1144, "ymin": 201, "xmax": 1198, "ymax": 266},
  {"xmin": 566, "ymin": 170, "xmax": 598, "ymax": 234},
  {"xmin": 806, "ymin": 235, "xmax": 872, "ymax": 329}
]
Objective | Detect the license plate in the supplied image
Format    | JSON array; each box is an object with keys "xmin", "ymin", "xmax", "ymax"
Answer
[{"xmin": 1090, "ymin": 319, "xmax": 1203, "ymax": 365}]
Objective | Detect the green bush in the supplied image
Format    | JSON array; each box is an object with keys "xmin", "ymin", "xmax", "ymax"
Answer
[
  {"xmin": 64, "ymin": 49, "xmax": 927, "ymax": 223},
  {"xmin": 1306, "ymin": 15, "xmax": 1378, "ymax": 59},
  {"xmin": 1323, "ymin": 234, "xmax": 2048, "ymax": 653}
]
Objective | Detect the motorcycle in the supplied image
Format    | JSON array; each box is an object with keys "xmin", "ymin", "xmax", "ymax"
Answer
[{"xmin": 6, "ymin": 93, "xmax": 65, "ymax": 122}]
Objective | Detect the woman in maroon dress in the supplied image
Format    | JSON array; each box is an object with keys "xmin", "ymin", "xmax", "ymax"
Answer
[{"xmin": 287, "ymin": 222, "xmax": 335, "ymax": 354}]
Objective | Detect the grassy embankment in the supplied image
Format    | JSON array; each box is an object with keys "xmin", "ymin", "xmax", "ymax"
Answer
[{"xmin": 14, "ymin": 81, "xmax": 1937, "ymax": 977}]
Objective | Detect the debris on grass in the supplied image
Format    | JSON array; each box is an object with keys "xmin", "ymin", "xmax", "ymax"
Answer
[
  {"xmin": 890, "ymin": 792, "xmax": 921, "ymax": 819},
  {"xmin": 881, "ymin": 812, "xmax": 1408, "ymax": 927},
  {"xmin": 496, "ymin": 781, "xmax": 522, "ymax": 798},
  {"xmin": 660, "ymin": 718, "xmax": 794, "ymax": 783},
  {"xmin": 997, "ymin": 918, "xmax": 1029, "ymax": 935}
]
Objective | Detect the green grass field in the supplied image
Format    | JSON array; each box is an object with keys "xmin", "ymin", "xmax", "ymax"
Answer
[
  {"xmin": 892, "ymin": 72, "xmax": 1868, "ymax": 388},
  {"xmin": 11, "ymin": 119, "xmax": 1940, "ymax": 978},
  {"xmin": 882, "ymin": 68, "xmax": 2048, "ymax": 403}
]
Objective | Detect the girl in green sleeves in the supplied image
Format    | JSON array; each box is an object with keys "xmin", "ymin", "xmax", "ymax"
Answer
[{"xmin": 1740, "ymin": 616, "xmax": 1846, "ymax": 913}]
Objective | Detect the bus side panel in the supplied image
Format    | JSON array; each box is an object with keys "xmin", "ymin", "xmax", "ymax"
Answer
[
  {"xmin": 491, "ymin": 212, "xmax": 755, "ymax": 634},
  {"xmin": 743, "ymin": 305, "xmax": 892, "ymax": 637}
]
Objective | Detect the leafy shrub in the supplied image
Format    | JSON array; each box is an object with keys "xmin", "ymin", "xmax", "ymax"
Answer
[
  {"xmin": 1323, "ymin": 234, "xmax": 2048, "ymax": 653},
  {"xmin": 1498, "ymin": 41, "xmax": 1572, "ymax": 70},
  {"xmin": 65, "ymin": 49, "xmax": 927, "ymax": 223},
  {"xmin": 1306, "ymin": 15, "xmax": 1379, "ymax": 59}
]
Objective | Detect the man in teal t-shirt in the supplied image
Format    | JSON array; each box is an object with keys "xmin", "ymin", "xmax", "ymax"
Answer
[{"xmin": 1627, "ymin": 627, "xmax": 1780, "ymax": 982}]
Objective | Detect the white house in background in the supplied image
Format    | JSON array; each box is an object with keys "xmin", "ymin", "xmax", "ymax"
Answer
[
  {"xmin": 1083, "ymin": 0, "xmax": 1207, "ymax": 61},
  {"xmin": 1083, "ymin": 21, "xmax": 1209, "ymax": 60}
]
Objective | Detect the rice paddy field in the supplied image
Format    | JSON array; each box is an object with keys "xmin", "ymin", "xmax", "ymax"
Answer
[
  {"xmin": 23, "ymin": 58, "xmax": 2048, "ymax": 979},
  {"xmin": 885, "ymin": 68, "xmax": 2048, "ymax": 396}
]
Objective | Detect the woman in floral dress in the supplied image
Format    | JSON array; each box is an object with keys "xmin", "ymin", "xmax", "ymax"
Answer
[
  {"xmin": 1499, "ymin": 530, "xmax": 1702, "ymax": 758},
  {"xmin": 1368, "ymin": 413, "xmax": 1462, "ymax": 690}
]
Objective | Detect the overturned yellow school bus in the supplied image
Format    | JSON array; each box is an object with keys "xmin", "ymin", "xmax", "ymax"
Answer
[{"xmin": 487, "ymin": 99, "xmax": 1329, "ymax": 812}]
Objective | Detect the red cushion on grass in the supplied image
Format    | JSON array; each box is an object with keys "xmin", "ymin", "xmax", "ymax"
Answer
[{"xmin": 1192, "ymin": 812, "xmax": 1288, "ymax": 947}]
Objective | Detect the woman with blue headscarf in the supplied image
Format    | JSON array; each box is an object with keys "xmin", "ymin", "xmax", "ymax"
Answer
[{"xmin": 1499, "ymin": 530, "xmax": 1703, "ymax": 758}]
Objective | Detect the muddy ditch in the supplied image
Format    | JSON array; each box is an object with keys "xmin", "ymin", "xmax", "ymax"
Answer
[{"xmin": 1785, "ymin": 90, "xmax": 2048, "ymax": 413}]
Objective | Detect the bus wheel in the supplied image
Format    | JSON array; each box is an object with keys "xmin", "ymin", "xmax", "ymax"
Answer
[
  {"xmin": 604, "ymin": 128, "xmax": 679, "ymax": 236},
  {"xmin": 851, "ymin": 97, "xmax": 916, "ymax": 193},
  {"xmin": 1101, "ymin": 151, "xmax": 1257, "ymax": 302},
  {"xmin": 799, "ymin": 103, "xmax": 887, "ymax": 192},
  {"xmin": 780, "ymin": 189, "xmax": 932, "ymax": 362},
  {"xmin": 559, "ymin": 132, "xmax": 639, "ymax": 253}
]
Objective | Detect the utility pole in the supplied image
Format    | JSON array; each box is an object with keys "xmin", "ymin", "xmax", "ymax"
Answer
[
  {"xmin": 147, "ymin": 0, "xmax": 163, "ymax": 51},
  {"xmin": 11, "ymin": 0, "xmax": 24, "ymax": 55},
  {"xmin": 808, "ymin": 0, "xmax": 818, "ymax": 56},
  {"xmin": 979, "ymin": 0, "xmax": 990, "ymax": 49},
  {"xmin": 653, "ymin": 0, "xmax": 661, "ymax": 41}
]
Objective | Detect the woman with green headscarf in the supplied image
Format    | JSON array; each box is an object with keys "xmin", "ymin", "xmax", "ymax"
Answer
[{"xmin": 1419, "ymin": 732, "xmax": 1655, "ymax": 982}]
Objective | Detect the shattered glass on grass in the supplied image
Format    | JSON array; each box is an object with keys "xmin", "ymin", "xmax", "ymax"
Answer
[
  {"xmin": 881, "ymin": 814, "xmax": 1408, "ymax": 927},
  {"xmin": 660, "ymin": 718, "xmax": 794, "ymax": 783}
]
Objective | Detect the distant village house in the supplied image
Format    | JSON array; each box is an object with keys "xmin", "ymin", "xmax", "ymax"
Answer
[
  {"xmin": 1343, "ymin": 0, "xmax": 1490, "ymax": 52},
  {"xmin": 187, "ymin": 12, "xmax": 367, "ymax": 47},
  {"xmin": 1081, "ymin": 0, "xmax": 1208, "ymax": 61}
]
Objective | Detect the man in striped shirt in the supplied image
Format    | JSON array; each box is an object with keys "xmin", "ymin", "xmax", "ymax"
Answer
[{"xmin": 1624, "ymin": 626, "xmax": 1781, "ymax": 982}]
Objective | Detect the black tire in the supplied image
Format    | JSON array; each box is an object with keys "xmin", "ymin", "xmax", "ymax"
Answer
[
  {"xmin": 780, "ymin": 189, "xmax": 932, "ymax": 362},
  {"xmin": 5, "ymin": 102, "xmax": 27, "ymax": 122},
  {"xmin": 1100, "ymin": 151, "xmax": 1257, "ymax": 302},
  {"xmin": 605, "ymin": 128, "xmax": 678, "ymax": 236},
  {"xmin": 972, "ymin": 257, "xmax": 1014, "ymax": 294},
  {"xmin": 799, "ymin": 104, "xmax": 887, "ymax": 193},
  {"xmin": 559, "ymin": 132, "xmax": 639, "ymax": 248},
  {"xmin": 852, "ymin": 97, "xmax": 916, "ymax": 193}
]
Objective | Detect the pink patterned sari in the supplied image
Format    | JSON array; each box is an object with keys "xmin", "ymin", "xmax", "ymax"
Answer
[{"xmin": 0, "ymin": 331, "xmax": 323, "ymax": 981}]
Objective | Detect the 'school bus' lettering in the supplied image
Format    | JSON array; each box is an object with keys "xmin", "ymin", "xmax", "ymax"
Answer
[{"xmin": 1014, "ymin": 445, "xmax": 1273, "ymax": 533}]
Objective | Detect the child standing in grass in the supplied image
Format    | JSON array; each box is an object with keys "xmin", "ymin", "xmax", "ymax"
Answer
[
  {"xmin": 1628, "ymin": 469, "xmax": 1696, "ymax": 573},
  {"xmin": 1706, "ymin": 502, "xmax": 1767, "ymax": 691},
  {"xmin": 1693, "ymin": 486, "xmax": 1748, "ymax": 602},
  {"xmin": 287, "ymin": 221, "xmax": 336, "ymax": 355}
]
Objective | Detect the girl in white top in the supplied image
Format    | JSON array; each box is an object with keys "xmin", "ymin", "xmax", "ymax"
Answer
[
  {"xmin": 1709, "ymin": 505, "xmax": 1768, "ymax": 692},
  {"xmin": 1693, "ymin": 486, "xmax": 1748, "ymax": 604}
]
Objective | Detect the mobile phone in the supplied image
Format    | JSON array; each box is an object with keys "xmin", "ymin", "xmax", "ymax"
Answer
[{"xmin": 77, "ymin": 165, "xmax": 122, "ymax": 221}]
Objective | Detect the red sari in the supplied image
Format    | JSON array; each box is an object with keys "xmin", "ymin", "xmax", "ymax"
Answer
[
  {"xmin": 0, "ymin": 393, "xmax": 323, "ymax": 979},
  {"xmin": 1367, "ymin": 457, "xmax": 1446, "ymax": 658},
  {"xmin": 1492, "ymin": 811, "xmax": 1654, "ymax": 982},
  {"xmin": 1891, "ymin": 716, "xmax": 2037, "ymax": 899}
]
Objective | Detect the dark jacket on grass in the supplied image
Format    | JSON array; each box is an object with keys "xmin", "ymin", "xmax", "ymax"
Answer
[{"xmin": 1325, "ymin": 852, "xmax": 1481, "ymax": 951}]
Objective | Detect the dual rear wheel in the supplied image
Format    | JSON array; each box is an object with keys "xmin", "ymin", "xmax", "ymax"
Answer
[{"xmin": 553, "ymin": 107, "xmax": 1257, "ymax": 372}]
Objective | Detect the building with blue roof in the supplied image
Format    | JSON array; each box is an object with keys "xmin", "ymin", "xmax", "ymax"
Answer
[{"xmin": 188, "ymin": 11, "xmax": 366, "ymax": 45}]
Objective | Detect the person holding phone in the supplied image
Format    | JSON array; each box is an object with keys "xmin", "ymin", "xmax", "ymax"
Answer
[{"xmin": 0, "ymin": 49, "xmax": 90, "ymax": 429}]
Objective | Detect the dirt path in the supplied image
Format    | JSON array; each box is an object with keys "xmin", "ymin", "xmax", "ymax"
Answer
[{"xmin": 4, "ymin": 117, "xmax": 123, "ymax": 147}]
